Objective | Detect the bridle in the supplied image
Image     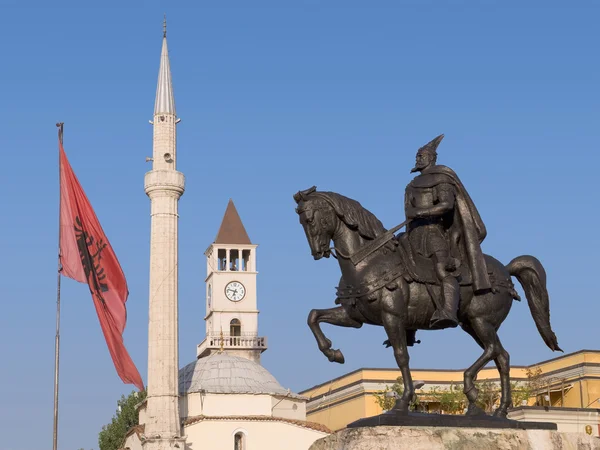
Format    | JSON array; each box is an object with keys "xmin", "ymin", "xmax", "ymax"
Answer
[{"xmin": 296, "ymin": 200, "xmax": 352, "ymax": 261}]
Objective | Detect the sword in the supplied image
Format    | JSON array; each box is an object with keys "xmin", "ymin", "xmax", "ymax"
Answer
[{"xmin": 350, "ymin": 219, "xmax": 410, "ymax": 266}]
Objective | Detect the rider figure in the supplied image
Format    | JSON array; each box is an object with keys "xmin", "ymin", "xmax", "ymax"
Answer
[{"xmin": 405, "ymin": 135, "xmax": 491, "ymax": 329}]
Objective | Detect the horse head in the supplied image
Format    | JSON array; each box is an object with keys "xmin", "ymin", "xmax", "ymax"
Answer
[
  {"xmin": 294, "ymin": 187, "xmax": 386, "ymax": 261},
  {"xmin": 294, "ymin": 186, "xmax": 338, "ymax": 260}
]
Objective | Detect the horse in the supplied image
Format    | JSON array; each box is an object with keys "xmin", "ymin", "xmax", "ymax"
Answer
[{"xmin": 293, "ymin": 186, "xmax": 561, "ymax": 418}]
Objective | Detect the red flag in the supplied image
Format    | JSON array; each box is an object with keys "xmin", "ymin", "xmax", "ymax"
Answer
[{"xmin": 58, "ymin": 129, "xmax": 144, "ymax": 391}]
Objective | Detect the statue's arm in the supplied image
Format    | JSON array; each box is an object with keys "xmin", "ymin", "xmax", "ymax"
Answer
[{"xmin": 408, "ymin": 183, "xmax": 455, "ymax": 219}]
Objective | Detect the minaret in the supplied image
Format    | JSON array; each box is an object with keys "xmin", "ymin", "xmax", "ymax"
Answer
[{"xmin": 143, "ymin": 18, "xmax": 186, "ymax": 449}]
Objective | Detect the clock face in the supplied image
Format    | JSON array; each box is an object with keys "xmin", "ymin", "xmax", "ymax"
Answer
[{"xmin": 225, "ymin": 281, "xmax": 245, "ymax": 302}]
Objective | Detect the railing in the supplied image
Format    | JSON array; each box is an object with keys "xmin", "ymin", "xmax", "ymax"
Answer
[
  {"xmin": 198, "ymin": 334, "xmax": 268, "ymax": 354},
  {"xmin": 229, "ymin": 331, "xmax": 260, "ymax": 337}
]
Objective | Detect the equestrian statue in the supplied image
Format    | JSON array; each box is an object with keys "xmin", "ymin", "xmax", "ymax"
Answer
[{"xmin": 293, "ymin": 134, "xmax": 561, "ymax": 420}]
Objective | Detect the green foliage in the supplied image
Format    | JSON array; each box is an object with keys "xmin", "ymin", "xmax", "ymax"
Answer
[
  {"xmin": 373, "ymin": 366, "xmax": 545, "ymax": 415},
  {"xmin": 511, "ymin": 380, "xmax": 534, "ymax": 407},
  {"xmin": 429, "ymin": 383, "xmax": 466, "ymax": 414},
  {"xmin": 524, "ymin": 366, "xmax": 544, "ymax": 405},
  {"xmin": 475, "ymin": 380, "xmax": 500, "ymax": 413},
  {"xmin": 372, "ymin": 377, "xmax": 420, "ymax": 411},
  {"xmin": 506, "ymin": 366, "xmax": 545, "ymax": 408},
  {"xmin": 98, "ymin": 389, "xmax": 147, "ymax": 450},
  {"xmin": 373, "ymin": 376, "xmax": 404, "ymax": 411}
]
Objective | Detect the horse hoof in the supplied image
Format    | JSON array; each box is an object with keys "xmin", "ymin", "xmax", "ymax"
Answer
[
  {"xmin": 493, "ymin": 409, "xmax": 508, "ymax": 419},
  {"xmin": 465, "ymin": 405, "xmax": 487, "ymax": 416},
  {"xmin": 329, "ymin": 349, "xmax": 345, "ymax": 364},
  {"xmin": 382, "ymin": 339, "xmax": 391, "ymax": 348},
  {"xmin": 391, "ymin": 400, "xmax": 410, "ymax": 414}
]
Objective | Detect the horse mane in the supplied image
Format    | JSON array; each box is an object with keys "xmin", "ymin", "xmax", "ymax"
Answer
[{"xmin": 295, "ymin": 187, "xmax": 386, "ymax": 240}]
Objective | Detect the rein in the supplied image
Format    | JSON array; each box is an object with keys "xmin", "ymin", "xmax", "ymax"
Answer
[
  {"xmin": 349, "ymin": 219, "xmax": 409, "ymax": 266},
  {"xmin": 330, "ymin": 219, "xmax": 409, "ymax": 264},
  {"xmin": 329, "ymin": 246, "xmax": 351, "ymax": 260}
]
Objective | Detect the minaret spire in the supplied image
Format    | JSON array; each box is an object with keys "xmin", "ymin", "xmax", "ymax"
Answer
[{"xmin": 154, "ymin": 19, "xmax": 176, "ymax": 116}]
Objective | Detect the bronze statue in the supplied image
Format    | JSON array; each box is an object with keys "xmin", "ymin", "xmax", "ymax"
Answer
[{"xmin": 294, "ymin": 135, "xmax": 561, "ymax": 421}]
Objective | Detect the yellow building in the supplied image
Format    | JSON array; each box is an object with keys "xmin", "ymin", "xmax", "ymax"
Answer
[{"xmin": 299, "ymin": 349, "xmax": 600, "ymax": 432}]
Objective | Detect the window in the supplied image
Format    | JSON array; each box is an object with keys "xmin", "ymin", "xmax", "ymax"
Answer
[
  {"xmin": 234, "ymin": 432, "xmax": 244, "ymax": 450},
  {"xmin": 230, "ymin": 250, "xmax": 239, "ymax": 271},
  {"xmin": 230, "ymin": 319, "xmax": 241, "ymax": 345},
  {"xmin": 218, "ymin": 249, "xmax": 227, "ymax": 271},
  {"xmin": 242, "ymin": 249, "xmax": 251, "ymax": 271}
]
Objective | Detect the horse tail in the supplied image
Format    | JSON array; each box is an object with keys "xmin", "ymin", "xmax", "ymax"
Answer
[{"xmin": 506, "ymin": 255, "xmax": 562, "ymax": 352}]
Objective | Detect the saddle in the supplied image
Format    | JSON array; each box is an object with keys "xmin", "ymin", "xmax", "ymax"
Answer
[
  {"xmin": 395, "ymin": 233, "xmax": 521, "ymax": 301},
  {"xmin": 395, "ymin": 232, "xmax": 477, "ymax": 287}
]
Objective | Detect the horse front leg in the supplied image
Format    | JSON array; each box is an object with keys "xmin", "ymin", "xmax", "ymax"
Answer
[
  {"xmin": 381, "ymin": 286, "xmax": 413, "ymax": 413},
  {"xmin": 307, "ymin": 306, "xmax": 362, "ymax": 364}
]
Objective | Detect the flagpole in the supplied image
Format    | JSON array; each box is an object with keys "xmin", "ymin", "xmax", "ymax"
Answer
[{"xmin": 53, "ymin": 122, "xmax": 64, "ymax": 450}]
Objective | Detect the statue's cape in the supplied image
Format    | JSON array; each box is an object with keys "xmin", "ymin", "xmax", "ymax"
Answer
[{"xmin": 412, "ymin": 165, "xmax": 491, "ymax": 292}]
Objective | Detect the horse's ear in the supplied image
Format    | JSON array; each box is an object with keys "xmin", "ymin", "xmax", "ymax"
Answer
[{"xmin": 293, "ymin": 186, "xmax": 317, "ymax": 203}]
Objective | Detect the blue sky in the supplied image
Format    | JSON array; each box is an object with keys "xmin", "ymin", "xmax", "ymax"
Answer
[{"xmin": 0, "ymin": 2, "xmax": 598, "ymax": 449}]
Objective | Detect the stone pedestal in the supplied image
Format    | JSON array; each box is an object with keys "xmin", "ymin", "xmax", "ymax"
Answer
[
  {"xmin": 141, "ymin": 436, "xmax": 186, "ymax": 450},
  {"xmin": 308, "ymin": 426, "xmax": 600, "ymax": 450}
]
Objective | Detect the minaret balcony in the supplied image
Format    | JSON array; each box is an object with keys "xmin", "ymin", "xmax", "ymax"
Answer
[
  {"xmin": 197, "ymin": 333, "xmax": 268, "ymax": 359},
  {"xmin": 144, "ymin": 169, "xmax": 185, "ymax": 196}
]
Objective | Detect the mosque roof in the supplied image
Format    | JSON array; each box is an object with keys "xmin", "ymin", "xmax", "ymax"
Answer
[{"xmin": 179, "ymin": 353, "xmax": 304, "ymax": 398}]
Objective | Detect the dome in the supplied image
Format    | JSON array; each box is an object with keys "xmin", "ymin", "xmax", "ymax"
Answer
[{"xmin": 179, "ymin": 353, "xmax": 304, "ymax": 398}]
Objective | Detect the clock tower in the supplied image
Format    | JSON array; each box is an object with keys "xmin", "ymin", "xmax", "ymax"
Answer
[{"xmin": 197, "ymin": 199, "xmax": 267, "ymax": 363}]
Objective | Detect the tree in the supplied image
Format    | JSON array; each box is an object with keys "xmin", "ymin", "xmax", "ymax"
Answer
[
  {"xmin": 511, "ymin": 380, "xmax": 533, "ymax": 407},
  {"xmin": 372, "ymin": 377, "xmax": 420, "ymax": 411},
  {"xmin": 506, "ymin": 366, "xmax": 546, "ymax": 408},
  {"xmin": 524, "ymin": 366, "xmax": 544, "ymax": 405},
  {"xmin": 98, "ymin": 389, "xmax": 147, "ymax": 450},
  {"xmin": 429, "ymin": 383, "xmax": 466, "ymax": 414},
  {"xmin": 475, "ymin": 380, "xmax": 501, "ymax": 413}
]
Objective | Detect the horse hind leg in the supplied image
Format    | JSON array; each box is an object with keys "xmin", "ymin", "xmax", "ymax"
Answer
[
  {"xmin": 307, "ymin": 306, "xmax": 362, "ymax": 364},
  {"xmin": 462, "ymin": 318, "xmax": 503, "ymax": 416},
  {"xmin": 493, "ymin": 343, "xmax": 511, "ymax": 418}
]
